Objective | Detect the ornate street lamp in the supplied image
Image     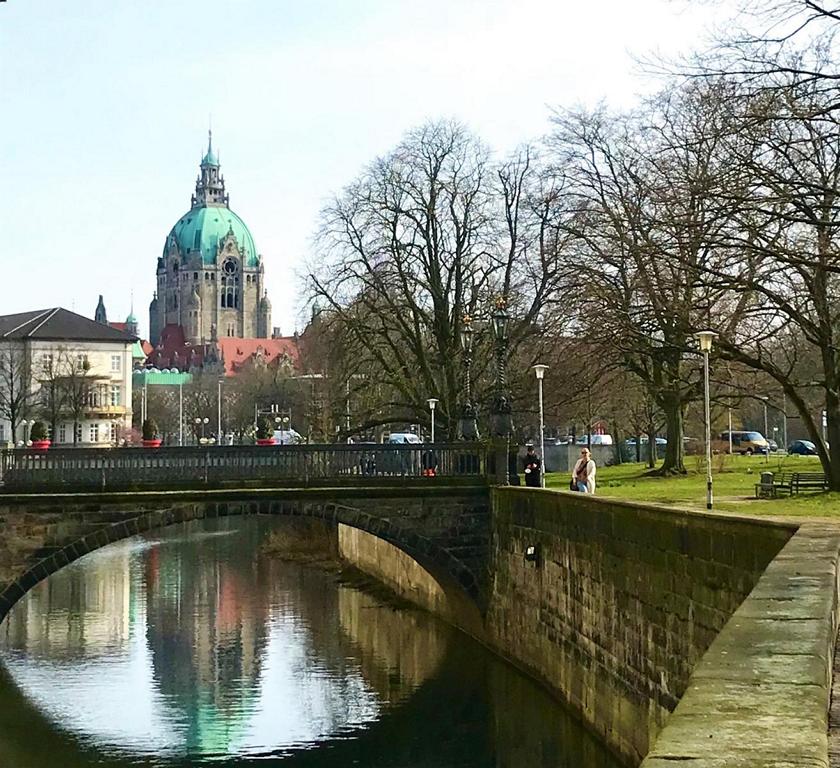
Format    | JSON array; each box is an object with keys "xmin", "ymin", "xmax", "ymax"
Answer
[
  {"xmin": 194, "ymin": 416, "xmax": 209, "ymax": 443},
  {"xmin": 695, "ymin": 331, "xmax": 717, "ymax": 510},
  {"xmin": 459, "ymin": 314, "xmax": 479, "ymax": 440},
  {"xmin": 490, "ymin": 297, "xmax": 512, "ymax": 438}
]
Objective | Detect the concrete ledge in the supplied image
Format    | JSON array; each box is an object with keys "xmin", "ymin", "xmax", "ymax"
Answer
[
  {"xmin": 0, "ymin": 483, "xmax": 490, "ymax": 506},
  {"xmin": 641, "ymin": 523, "xmax": 840, "ymax": 768}
]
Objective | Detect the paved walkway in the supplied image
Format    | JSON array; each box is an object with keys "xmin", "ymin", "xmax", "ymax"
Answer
[{"xmin": 831, "ymin": 633, "xmax": 840, "ymax": 766}]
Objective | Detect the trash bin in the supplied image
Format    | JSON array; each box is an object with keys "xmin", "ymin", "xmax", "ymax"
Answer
[{"xmin": 757, "ymin": 471, "xmax": 774, "ymax": 498}]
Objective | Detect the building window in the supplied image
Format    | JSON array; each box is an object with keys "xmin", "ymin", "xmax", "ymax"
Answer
[
  {"xmin": 75, "ymin": 423, "xmax": 82, "ymax": 443},
  {"xmin": 111, "ymin": 354, "xmax": 121, "ymax": 372},
  {"xmin": 89, "ymin": 423, "xmax": 99, "ymax": 443},
  {"xmin": 58, "ymin": 424, "xmax": 66, "ymax": 443},
  {"xmin": 76, "ymin": 354, "xmax": 88, "ymax": 370},
  {"xmin": 110, "ymin": 384, "xmax": 121, "ymax": 406},
  {"xmin": 0, "ymin": 424, "xmax": 4, "ymax": 442},
  {"xmin": 194, "ymin": 272, "xmax": 198, "ymax": 280},
  {"xmin": 109, "ymin": 422, "xmax": 118, "ymax": 443}
]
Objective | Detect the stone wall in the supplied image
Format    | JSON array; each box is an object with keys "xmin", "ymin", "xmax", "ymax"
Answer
[{"xmin": 485, "ymin": 488, "xmax": 794, "ymax": 765}]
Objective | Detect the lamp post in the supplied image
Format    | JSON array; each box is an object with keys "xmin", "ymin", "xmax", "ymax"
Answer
[
  {"xmin": 696, "ymin": 331, "xmax": 716, "ymax": 510},
  {"xmin": 759, "ymin": 396, "xmax": 769, "ymax": 463},
  {"xmin": 782, "ymin": 391, "xmax": 788, "ymax": 451},
  {"xmin": 458, "ymin": 314, "xmax": 479, "ymax": 440},
  {"xmin": 178, "ymin": 380, "xmax": 184, "ymax": 446},
  {"xmin": 532, "ymin": 364, "xmax": 549, "ymax": 487},
  {"xmin": 427, "ymin": 398, "xmax": 439, "ymax": 443},
  {"xmin": 217, "ymin": 379, "xmax": 223, "ymax": 445},
  {"xmin": 491, "ymin": 297, "xmax": 513, "ymax": 485}
]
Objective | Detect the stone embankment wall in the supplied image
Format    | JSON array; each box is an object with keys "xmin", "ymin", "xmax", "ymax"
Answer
[
  {"xmin": 641, "ymin": 522, "xmax": 840, "ymax": 768},
  {"xmin": 487, "ymin": 488, "xmax": 794, "ymax": 764},
  {"xmin": 338, "ymin": 487, "xmax": 797, "ymax": 766}
]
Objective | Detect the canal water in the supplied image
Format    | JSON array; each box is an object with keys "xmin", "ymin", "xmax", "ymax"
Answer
[{"xmin": 0, "ymin": 517, "xmax": 621, "ymax": 768}]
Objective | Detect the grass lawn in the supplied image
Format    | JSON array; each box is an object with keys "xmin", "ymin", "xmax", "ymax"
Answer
[{"xmin": 544, "ymin": 453, "xmax": 840, "ymax": 518}]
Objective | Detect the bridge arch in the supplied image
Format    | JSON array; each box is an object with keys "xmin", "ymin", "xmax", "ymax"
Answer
[{"xmin": 0, "ymin": 493, "xmax": 489, "ymax": 628}]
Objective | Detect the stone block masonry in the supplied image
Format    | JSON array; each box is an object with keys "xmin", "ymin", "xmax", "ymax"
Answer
[{"xmin": 484, "ymin": 488, "xmax": 795, "ymax": 765}]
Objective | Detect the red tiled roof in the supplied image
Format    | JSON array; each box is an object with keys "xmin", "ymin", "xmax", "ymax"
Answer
[
  {"xmin": 217, "ymin": 337, "xmax": 299, "ymax": 376},
  {"xmin": 145, "ymin": 324, "xmax": 210, "ymax": 371},
  {"xmin": 144, "ymin": 325, "xmax": 300, "ymax": 376},
  {"xmin": 141, "ymin": 340, "xmax": 154, "ymax": 356},
  {"xmin": 109, "ymin": 322, "xmax": 128, "ymax": 331}
]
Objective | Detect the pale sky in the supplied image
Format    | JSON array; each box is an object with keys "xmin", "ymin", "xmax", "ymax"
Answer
[{"xmin": 1, "ymin": 0, "xmax": 727, "ymax": 338}]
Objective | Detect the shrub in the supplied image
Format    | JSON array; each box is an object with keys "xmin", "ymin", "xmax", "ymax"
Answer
[
  {"xmin": 29, "ymin": 421, "xmax": 48, "ymax": 441},
  {"xmin": 142, "ymin": 419, "xmax": 159, "ymax": 440}
]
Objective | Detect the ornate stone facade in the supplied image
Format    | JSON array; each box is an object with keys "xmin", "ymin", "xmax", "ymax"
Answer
[{"xmin": 149, "ymin": 133, "xmax": 271, "ymax": 347}]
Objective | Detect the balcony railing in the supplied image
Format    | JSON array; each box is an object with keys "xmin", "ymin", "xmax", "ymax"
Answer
[{"xmin": 0, "ymin": 443, "xmax": 488, "ymax": 492}]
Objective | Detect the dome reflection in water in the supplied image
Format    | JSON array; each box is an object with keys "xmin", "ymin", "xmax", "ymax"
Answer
[{"xmin": 0, "ymin": 517, "xmax": 620, "ymax": 767}]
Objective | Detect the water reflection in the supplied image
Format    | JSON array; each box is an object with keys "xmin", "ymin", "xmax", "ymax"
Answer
[{"xmin": 0, "ymin": 517, "xmax": 621, "ymax": 767}]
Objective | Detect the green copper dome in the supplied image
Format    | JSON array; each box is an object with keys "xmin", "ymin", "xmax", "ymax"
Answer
[{"xmin": 164, "ymin": 206, "xmax": 259, "ymax": 268}]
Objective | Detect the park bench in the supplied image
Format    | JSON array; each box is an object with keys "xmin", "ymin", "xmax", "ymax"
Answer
[{"xmin": 755, "ymin": 471, "xmax": 827, "ymax": 498}]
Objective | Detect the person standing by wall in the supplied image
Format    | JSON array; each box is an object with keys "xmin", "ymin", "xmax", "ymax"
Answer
[
  {"xmin": 523, "ymin": 444, "xmax": 542, "ymax": 488},
  {"xmin": 572, "ymin": 448, "xmax": 596, "ymax": 493}
]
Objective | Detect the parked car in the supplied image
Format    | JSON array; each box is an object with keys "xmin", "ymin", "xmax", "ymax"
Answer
[
  {"xmin": 767, "ymin": 439, "xmax": 779, "ymax": 452},
  {"xmin": 719, "ymin": 430, "xmax": 769, "ymax": 455},
  {"xmin": 787, "ymin": 439, "xmax": 818, "ymax": 456},
  {"xmin": 624, "ymin": 437, "xmax": 667, "ymax": 447}
]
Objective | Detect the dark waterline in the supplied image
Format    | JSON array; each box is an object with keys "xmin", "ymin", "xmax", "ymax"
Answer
[{"xmin": 0, "ymin": 517, "xmax": 621, "ymax": 768}]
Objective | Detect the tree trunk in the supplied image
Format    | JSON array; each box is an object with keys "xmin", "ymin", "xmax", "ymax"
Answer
[
  {"xmin": 824, "ymin": 394, "xmax": 840, "ymax": 491},
  {"xmin": 657, "ymin": 395, "xmax": 686, "ymax": 475},
  {"xmin": 646, "ymin": 422, "xmax": 657, "ymax": 468}
]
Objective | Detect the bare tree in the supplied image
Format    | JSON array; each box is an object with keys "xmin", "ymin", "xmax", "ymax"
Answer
[
  {"xmin": 705, "ymin": 76, "xmax": 840, "ymax": 487},
  {"xmin": 63, "ymin": 354, "xmax": 96, "ymax": 446},
  {"xmin": 547, "ymin": 81, "xmax": 746, "ymax": 473},
  {"xmin": 36, "ymin": 348, "xmax": 71, "ymax": 440},
  {"xmin": 0, "ymin": 342, "xmax": 32, "ymax": 444},
  {"xmin": 309, "ymin": 120, "xmax": 574, "ymax": 438}
]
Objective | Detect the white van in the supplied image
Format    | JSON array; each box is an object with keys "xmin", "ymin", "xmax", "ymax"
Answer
[
  {"xmin": 273, "ymin": 428, "xmax": 302, "ymax": 445},
  {"xmin": 386, "ymin": 432, "xmax": 422, "ymax": 444},
  {"xmin": 575, "ymin": 434, "xmax": 614, "ymax": 446}
]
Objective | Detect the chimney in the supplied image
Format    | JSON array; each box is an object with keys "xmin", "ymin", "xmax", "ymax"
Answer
[{"xmin": 272, "ymin": 326, "xmax": 282, "ymax": 339}]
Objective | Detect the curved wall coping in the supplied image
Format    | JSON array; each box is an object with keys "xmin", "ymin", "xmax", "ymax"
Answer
[{"xmin": 641, "ymin": 521, "xmax": 840, "ymax": 767}]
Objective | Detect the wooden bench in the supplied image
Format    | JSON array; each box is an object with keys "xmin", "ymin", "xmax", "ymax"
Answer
[
  {"xmin": 789, "ymin": 471, "xmax": 828, "ymax": 493},
  {"xmin": 756, "ymin": 471, "xmax": 827, "ymax": 497}
]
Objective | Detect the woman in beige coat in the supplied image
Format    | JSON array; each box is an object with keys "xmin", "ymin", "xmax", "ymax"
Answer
[{"xmin": 572, "ymin": 448, "xmax": 596, "ymax": 494}]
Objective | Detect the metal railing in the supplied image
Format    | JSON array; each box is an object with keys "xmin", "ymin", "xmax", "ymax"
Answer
[{"xmin": 0, "ymin": 443, "xmax": 487, "ymax": 492}]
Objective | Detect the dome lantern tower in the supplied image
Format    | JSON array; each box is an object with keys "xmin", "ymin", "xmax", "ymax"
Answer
[{"xmin": 191, "ymin": 130, "xmax": 229, "ymax": 209}]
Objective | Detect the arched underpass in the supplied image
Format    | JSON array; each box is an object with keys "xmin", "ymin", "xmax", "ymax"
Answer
[{"xmin": 0, "ymin": 486, "xmax": 491, "ymax": 627}]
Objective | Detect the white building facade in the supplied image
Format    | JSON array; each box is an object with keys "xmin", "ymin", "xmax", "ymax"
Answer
[{"xmin": 0, "ymin": 309, "xmax": 134, "ymax": 447}]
